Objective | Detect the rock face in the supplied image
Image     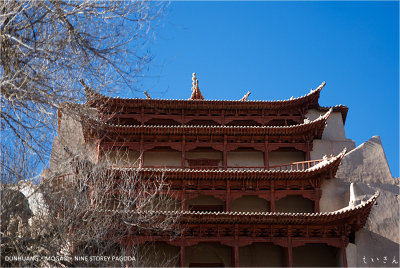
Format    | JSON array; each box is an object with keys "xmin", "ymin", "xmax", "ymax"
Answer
[{"xmin": 330, "ymin": 136, "xmax": 399, "ymax": 267}]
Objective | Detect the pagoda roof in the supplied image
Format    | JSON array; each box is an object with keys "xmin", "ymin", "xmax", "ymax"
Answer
[
  {"xmin": 84, "ymin": 109, "xmax": 331, "ymax": 139},
  {"xmin": 112, "ymin": 148, "xmax": 346, "ymax": 180},
  {"xmin": 85, "ymin": 83, "xmax": 322, "ymax": 110},
  {"xmin": 85, "ymin": 82, "xmax": 348, "ymax": 123},
  {"xmin": 105, "ymin": 191, "xmax": 378, "ymax": 228}
]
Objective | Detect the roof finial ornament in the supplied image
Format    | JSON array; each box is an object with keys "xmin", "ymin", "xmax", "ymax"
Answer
[
  {"xmin": 144, "ymin": 91, "xmax": 152, "ymax": 99},
  {"xmin": 311, "ymin": 81, "xmax": 326, "ymax": 93},
  {"xmin": 192, "ymin": 72, "xmax": 198, "ymax": 91},
  {"xmin": 240, "ymin": 91, "xmax": 251, "ymax": 101},
  {"xmin": 189, "ymin": 72, "xmax": 204, "ymax": 100},
  {"xmin": 317, "ymin": 81, "xmax": 326, "ymax": 90}
]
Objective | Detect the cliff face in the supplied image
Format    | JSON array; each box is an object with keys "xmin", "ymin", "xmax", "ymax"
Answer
[{"xmin": 322, "ymin": 136, "xmax": 399, "ymax": 267}]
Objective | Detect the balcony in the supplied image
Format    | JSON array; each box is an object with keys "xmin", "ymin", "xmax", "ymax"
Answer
[{"xmin": 139, "ymin": 159, "xmax": 327, "ymax": 172}]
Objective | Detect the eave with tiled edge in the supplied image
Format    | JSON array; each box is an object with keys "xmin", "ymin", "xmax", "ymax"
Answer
[
  {"xmin": 102, "ymin": 191, "xmax": 378, "ymax": 230},
  {"xmin": 84, "ymin": 83, "xmax": 323, "ymax": 110},
  {"xmin": 84, "ymin": 82, "xmax": 348, "ymax": 124},
  {"xmin": 82, "ymin": 109, "xmax": 332, "ymax": 141},
  {"xmin": 110, "ymin": 148, "xmax": 346, "ymax": 181}
]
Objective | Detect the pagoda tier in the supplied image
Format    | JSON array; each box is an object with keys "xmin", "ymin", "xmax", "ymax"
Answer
[
  {"xmin": 82, "ymin": 109, "xmax": 331, "ymax": 164},
  {"xmin": 84, "ymin": 82, "xmax": 348, "ymax": 126},
  {"xmin": 105, "ymin": 151, "xmax": 345, "ymax": 213},
  {"xmin": 112, "ymin": 148, "xmax": 345, "ymax": 180},
  {"xmin": 86, "ymin": 109, "xmax": 330, "ymax": 138},
  {"xmin": 84, "ymin": 109, "xmax": 330, "ymax": 156},
  {"xmin": 107, "ymin": 192, "xmax": 378, "ymax": 267},
  {"xmin": 118, "ymin": 191, "xmax": 377, "ymax": 237}
]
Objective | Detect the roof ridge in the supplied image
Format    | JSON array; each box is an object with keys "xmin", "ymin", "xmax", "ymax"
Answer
[{"xmin": 84, "ymin": 81, "xmax": 324, "ymax": 103}]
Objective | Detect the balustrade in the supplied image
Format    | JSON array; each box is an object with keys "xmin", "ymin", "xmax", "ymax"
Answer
[{"xmin": 117, "ymin": 158, "xmax": 326, "ymax": 171}]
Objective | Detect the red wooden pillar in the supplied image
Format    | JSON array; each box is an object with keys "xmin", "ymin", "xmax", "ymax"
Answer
[
  {"xmin": 226, "ymin": 181, "xmax": 231, "ymax": 211},
  {"xmin": 341, "ymin": 236, "xmax": 348, "ymax": 268},
  {"xmin": 287, "ymin": 238, "xmax": 293, "ymax": 267},
  {"xmin": 180, "ymin": 245, "xmax": 185, "ymax": 267},
  {"xmin": 305, "ymin": 141, "xmax": 311, "ymax": 161},
  {"xmin": 233, "ymin": 244, "xmax": 239, "ymax": 267},
  {"xmin": 270, "ymin": 181, "xmax": 275, "ymax": 212},
  {"xmin": 264, "ymin": 141, "xmax": 269, "ymax": 170},
  {"xmin": 223, "ymin": 135, "xmax": 227, "ymax": 170},
  {"xmin": 140, "ymin": 107, "xmax": 144, "ymax": 125},
  {"xmin": 233, "ymin": 225, "xmax": 240, "ymax": 267},
  {"xmin": 181, "ymin": 138, "xmax": 186, "ymax": 169},
  {"xmin": 314, "ymin": 188, "xmax": 321, "ymax": 213},
  {"xmin": 181, "ymin": 181, "xmax": 186, "ymax": 211}
]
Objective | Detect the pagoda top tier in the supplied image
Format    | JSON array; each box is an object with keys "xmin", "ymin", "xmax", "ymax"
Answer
[{"xmin": 83, "ymin": 74, "xmax": 348, "ymax": 123}]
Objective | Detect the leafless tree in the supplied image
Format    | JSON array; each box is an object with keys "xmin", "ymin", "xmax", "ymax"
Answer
[
  {"xmin": 1, "ymin": 146, "xmax": 181, "ymax": 267},
  {"xmin": 1, "ymin": 1, "xmax": 181, "ymax": 267},
  {"xmin": 1, "ymin": 0, "xmax": 165, "ymax": 167}
]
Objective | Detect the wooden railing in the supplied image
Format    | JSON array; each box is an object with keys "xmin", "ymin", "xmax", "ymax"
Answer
[
  {"xmin": 136, "ymin": 159, "xmax": 326, "ymax": 171},
  {"xmin": 268, "ymin": 159, "xmax": 325, "ymax": 171}
]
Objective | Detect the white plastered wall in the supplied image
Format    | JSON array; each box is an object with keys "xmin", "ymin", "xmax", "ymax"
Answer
[
  {"xmin": 306, "ymin": 109, "xmax": 356, "ymax": 159},
  {"xmin": 107, "ymin": 150, "xmax": 140, "ymax": 167},
  {"xmin": 231, "ymin": 195, "xmax": 270, "ymax": 212},
  {"xmin": 269, "ymin": 151, "xmax": 304, "ymax": 166},
  {"xmin": 143, "ymin": 152, "xmax": 181, "ymax": 167},
  {"xmin": 306, "ymin": 110, "xmax": 347, "ymax": 141},
  {"xmin": 275, "ymin": 195, "xmax": 314, "ymax": 213},
  {"xmin": 227, "ymin": 152, "xmax": 264, "ymax": 167},
  {"xmin": 310, "ymin": 140, "xmax": 356, "ymax": 160}
]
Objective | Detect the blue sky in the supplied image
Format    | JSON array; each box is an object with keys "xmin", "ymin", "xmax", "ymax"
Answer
[{"xmin": 133, "ymin": 1, "xmax": 398, "ymax": 177}]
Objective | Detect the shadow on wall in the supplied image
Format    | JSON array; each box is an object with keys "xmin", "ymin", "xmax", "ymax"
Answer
[{"xmin": 354, "ymin": 229, "xmax": 400, "ymax": 267}]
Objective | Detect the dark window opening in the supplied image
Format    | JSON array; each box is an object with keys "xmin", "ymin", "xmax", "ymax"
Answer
[{"xmin": 349, "ymin": 231, "xmax": 356, "ymax": 244}]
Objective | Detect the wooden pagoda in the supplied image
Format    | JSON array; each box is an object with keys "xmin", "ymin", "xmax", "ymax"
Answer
[{"xmin": 78, "ymin": 73, "xmax": 376, "ymax": 267}]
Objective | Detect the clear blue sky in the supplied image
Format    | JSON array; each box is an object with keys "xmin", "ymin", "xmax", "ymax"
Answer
[{"xmin": 133, "ymin": 1, "xmax": 399, "ymax": 177}]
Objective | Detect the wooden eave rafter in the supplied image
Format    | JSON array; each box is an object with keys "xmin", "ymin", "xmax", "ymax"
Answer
[
  {"xmin": 111, "ymin": 148, "xmax": 346, "ymax": 181},
  {"xmin": 83, "ymin": 109, "xmax": 331, "ymax": 140},
  {"xmin": 84, "ymin": 82, "xmax": 349, "ymax": 124},
  {"xmin": 103, "ymin": 191, "xmax": 378, "ymax": 231}
]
